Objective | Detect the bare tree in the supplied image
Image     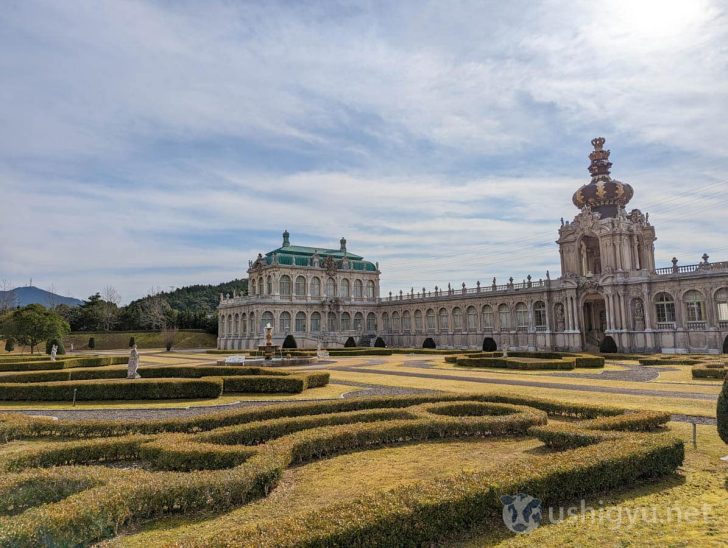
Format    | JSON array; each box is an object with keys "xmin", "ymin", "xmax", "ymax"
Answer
[
  {"xmin": 46, "ymin": 283, "xmax": 59, "ymax": 309},
  {"xmin": 0, "ymin": 280, "xmax": 16, "ymax": 312},
  {"xmin": 140, "ymin": 287, "xmax": 169, "ymax": 330},
  {"xmin": 100, "ymin": 286, "xmax": 121, "ymax": 331}
]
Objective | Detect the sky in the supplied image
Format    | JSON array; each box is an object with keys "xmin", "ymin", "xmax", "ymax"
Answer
[{"xmin": 1, "ymin": 0, "xmax": 727, "ymax": 304}]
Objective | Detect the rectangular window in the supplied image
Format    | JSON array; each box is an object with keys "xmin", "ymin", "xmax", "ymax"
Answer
[
  {"xmin": 656, "ymin": 302, "xmax": 675, "ymax": 323},
  {"xmin": 686, "ymin": 302, "xmax": 704, "ymax": 322},
  {"xmin": 534, "ymin": 309, "xmax": 546, "ymax": 327},
  {"xmin": 295, "ymin": 317, "xmax": 306, "ymax": 332}
]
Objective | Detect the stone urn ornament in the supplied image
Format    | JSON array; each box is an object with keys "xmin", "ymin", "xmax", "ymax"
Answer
[{"xmin": 127, "ymin": 344, "xmax": 141, "ymax": 379}]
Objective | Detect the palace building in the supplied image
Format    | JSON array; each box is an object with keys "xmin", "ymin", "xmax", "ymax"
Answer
[{"xmin": 218, "ymin": 138, "xmax": 728, "ymax": 354}]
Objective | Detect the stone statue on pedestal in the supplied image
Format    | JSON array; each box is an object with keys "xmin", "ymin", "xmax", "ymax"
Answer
[
  {"xmin": 127, "ymin": 344, "xmax": 141, "ymax": 379},
  {"xmin": 50, "ymin": 344, "xmax": 58, "ymax": 362}
]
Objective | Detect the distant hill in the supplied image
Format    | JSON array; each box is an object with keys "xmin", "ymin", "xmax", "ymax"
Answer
[{"xmin": 0, "ymin": 286, "xmax": 83, "ymax": 308}]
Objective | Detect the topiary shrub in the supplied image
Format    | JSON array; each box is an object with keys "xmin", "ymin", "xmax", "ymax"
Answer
[
  {"xmin": 718, "ymin": 376, "xmax": 728, "ymax": 444},
  {"xmin": 599, "ymin": 335, "xmax": 618, "ymax": 353},
  {"xmin": 282, "ymin": 335, "xmax": 297, "ymax": 349},
  {"xmin": 4, "ymin": 338, "xmax": 14, "ymax": 352},
  {"xmin": 129, "ymin": 336, "xmax": 136, "ymax": 348},
  {"xmin": 374, "ymin": 337, "xmax": 386, "ymax": 348},
  {"xmin": 344, "ymin": 337, "xmax": 356, "ymax": 348},
  {"xmin": 166, "ymin": 342, "xmax": 173, "ymax": 352},
  {"xmin": 422, "ymin": 337, "xmax": 436, "ymax": 349},
  {"xmin": 88, "ymin": 337, "xmax": 96, "ymax": 350},
  {"xmin": 45, "ymin": 339, "xmax": 66, "ymax": 355},
  {"xmin": 482, "ymin": 337, "xmax": 497, "ymax": 352},
  {"xmin": 723, "ymin": 335, "xmax": 728, "ymax": 354}
]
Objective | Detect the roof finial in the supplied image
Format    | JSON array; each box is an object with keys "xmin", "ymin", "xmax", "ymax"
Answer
[
  {"xmin": 588, "ymin": 136, "xmax": 612, "ymax": 181},
  {"xmin": 282, "ymin": 229, "xmax": 290, "ymax": 247}
]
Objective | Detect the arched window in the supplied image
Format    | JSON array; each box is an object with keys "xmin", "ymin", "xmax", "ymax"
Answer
[
  {"xmin": 266, "ymin": 276, "xmax": 272, "ymax": 295},
  {"xmin": 402, "ymin": 310, "xmax": 411, "ymax": 331},
  {"xmin": 279, "ymin": 311, "xmax": 291, "ymax": 333},
  {"xmin": 353, "ymin": 312, "xmax": 364, "ymax": 331},
  {"xmin": 716, "ymin": 288, "xmax": 728, "ymax": 325},
  {"xmin": 498, "ymin": 304, "xmax": 510, "ymax": 330},
  {"xmin": 295, "ymin": 276, "xmax": 306, "ymax": 297},
  {"xmin": 466, "ymin": 306, "xmax": 477, "ymax": 330},
  {"xmin": 311, "ymin": 277, "xmax": 321, "ymax": 297},
  {"xmin": 251, "ymin": 279, "xmax": 256, "ymax": 296},
  {"xmin": 382, "ymin": 312, "xmax": 390, "ymax": 332},
  {"xmin": 341, "ymin": 312, "xmax": 351, "ymax": 331},
  {"xmin": 326, "ymin": 277, "xmax": 336, "ymax": 298},
  {"xmin": 534, "ymin": 301, "xmax": 547, "ymax": 329},
  {"xmin": 684, "ymin": 290, "xmax": 705, "ymax": 324},
  {"xmin": 340, "ymin": 279, "xmax": 350, "ymax": 298},
  {"xmin": 482, "ymin": 305, "xmax": 494, "ymax": 329},
  {"xmin": 311, "ymin": 312, "xmax": 321, "ymax": 332},
  {"xmin": 249, "ymin": 312, "xmax": 255, "ymax": 333},
  {"xmin": 366, "ymin": 280, "xmax": 375, "ymax": 299},
  {"xmin": 515, "ymin": 302, "xmax": 528, "ymax": 328},
  {"xmin": 426, "ymin": 309, "xmax": 436, "ymax": 331},
  {"xmin": 233, "ymin": 313, "xmax": 239, "ymax": 335},
  {"xmin": 655, "ymin": 293, "xmax": 676, "ymax": 326},
  {"xmin": 295, "ymin": 312, "xmax": 307, "ymax": 332},
  {"xmin": 452, "ymin": 307, "xmax": 462, "ymax": 330},
  {"xmin": 328, "ymin": 312, "xmax": 337, "ymax": 332},
  {"xmin": 261, "ymin": 311, "xmax": 274, "ymax": 332},
  {"xmin": 366, "ymin": 312, "xmax": 377, "ymax": 331},
  {"xmin": 415, "ymin": 310, "xmax": 423, "ymax": 331},
  {"xmin": 438, "ymin": 308, "xmax": 449, "ymax": 331},
  {"xmin": 392, "ymin": 312, "xmax": 401, "ymax": 332},
  {"xmin": 258, "ymin": 277, "xmax": 263, "ymax": 296},
  {"xmin": 279, "ymin": 275, "xmax": 292, "ymax": 297},
  {"xmin": 354, "ymin": 279, "xmax": 364, "ymax": 299},
  {"xmin": 241, "ymin": 313, "xmax": 247, "ymax": 334}
]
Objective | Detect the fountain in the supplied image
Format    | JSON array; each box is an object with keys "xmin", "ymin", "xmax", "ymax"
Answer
[{"xmin": 258, "ymin": 322, "xmax": 280, "ymax": 361}]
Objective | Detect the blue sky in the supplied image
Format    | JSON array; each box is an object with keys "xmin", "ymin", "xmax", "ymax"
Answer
[{"xmin": 1, "ymin": 0, "xmax": 727, "ymax": 303}]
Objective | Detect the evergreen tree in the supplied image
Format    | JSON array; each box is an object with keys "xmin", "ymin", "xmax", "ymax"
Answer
[{"xmin": 4, "ymin": 338, "xmax": 14, "ymax": 352}]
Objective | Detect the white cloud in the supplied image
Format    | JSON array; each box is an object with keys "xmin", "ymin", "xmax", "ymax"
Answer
[{"xmin": 1, "ymin": 0, "xmax": 727, "ymax": 302}]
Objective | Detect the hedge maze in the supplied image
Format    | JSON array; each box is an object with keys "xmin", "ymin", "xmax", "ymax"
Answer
[
  {"xmin": 0, "ymin": 355, "xmax": 330, "ymax": 401},
  {"xmin": 0, "ymin": 392, "xmax": 682, "ymax": 546}
]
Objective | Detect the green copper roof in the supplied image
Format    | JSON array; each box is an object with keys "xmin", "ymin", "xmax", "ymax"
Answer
[{"xmin": 265, "ymin": 245, "xmax": 363, "ymax": 261}]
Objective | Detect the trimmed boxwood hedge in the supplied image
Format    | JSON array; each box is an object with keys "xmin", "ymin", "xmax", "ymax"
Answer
[
  {"xmin": 0, "ymin": 392, "xmax": 679, "ymax": 547},
  {"xmin": 0, "ymin": 367, "xmax": 330, "ymax": 399},
  {"xmin": 691, "ymin": 365, "xmax": 727, "ymax": 379},
  {"xmin": 0, "ymin": 378, "xmax": 224, "ymax": 401},
  {"xmin": 640, "ymin": 357, "xmax": 702, "ymax": 366},
  {"xmin": 455, "ymin": 356, "xmax": 576, "ymax": 370},
  {"xmin": 0, "ymin": 356, "xmax": 128, "ymax": 372}
]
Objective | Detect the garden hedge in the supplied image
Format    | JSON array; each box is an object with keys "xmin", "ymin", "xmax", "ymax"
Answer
[
  {"xmin": 0, "ymin": 392, "xmax": 679, "ymax": 547},
  {"xmin": 639, "ymin": 357, "xmax": 702, "ymax": 366},
  {"xmin": 455, "ymin": 356, "xmax": 576, "ymax": 370},
  {"xmin": 691, "ymin": 365, "xmax": 727, "ymax": 379},
  {"xmin": 0, "ymin": 356, "xmax": 128, "ymax": 372},
  {"xmin": 0, "ymin": 368, "xmax": 330, "ymax": 399},
  {"xmin": 0, "ymin": 378, "xmax": 224, "ymax": 401}
]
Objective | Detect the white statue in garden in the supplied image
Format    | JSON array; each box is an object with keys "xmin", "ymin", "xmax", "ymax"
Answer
[
  {"xmin": 50, "ymin": 344, "xmax": 58, "ymax": 361},
  {"xmin": 127, "ymin": 344, "xmax": 141, "ymax": 379}
]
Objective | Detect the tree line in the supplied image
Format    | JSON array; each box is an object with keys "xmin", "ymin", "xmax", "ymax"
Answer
[{"xmin": 0, "ymin": 279, "xmax": 248, "ymax": 351}]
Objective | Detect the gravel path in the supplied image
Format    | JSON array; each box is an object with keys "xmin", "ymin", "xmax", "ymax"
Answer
[
  {"xmin": 329, "ymin": 365, "xmax": 719, "ymax": 401},
  {"xmin": 12, "ymin": 381, "xmax": 435, "ymax": 421}
]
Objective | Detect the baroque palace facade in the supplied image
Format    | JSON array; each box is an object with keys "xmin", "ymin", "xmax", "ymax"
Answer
[{"xmin": 218, "ymin": 138, "xmax": 728, "ymax": 354}]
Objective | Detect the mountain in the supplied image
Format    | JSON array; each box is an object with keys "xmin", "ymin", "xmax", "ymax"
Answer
[
  {"xmin": 128, "ymin": 279, "xmax": 249, "ymax": 315},
  {"xmin": 0, "ymin": 286, "xmax": 83, "ymax": 308}
]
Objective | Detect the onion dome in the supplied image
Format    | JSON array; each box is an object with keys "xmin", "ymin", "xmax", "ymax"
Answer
[{"xmin": 572, "ymin": 137, "xmax": 633, "ymax": 218}]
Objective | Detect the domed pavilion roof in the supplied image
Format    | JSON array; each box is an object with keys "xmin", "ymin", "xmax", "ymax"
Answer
[{"xmin": 572, "ymin": 137, "xmax": 633, "ymax": 218}]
